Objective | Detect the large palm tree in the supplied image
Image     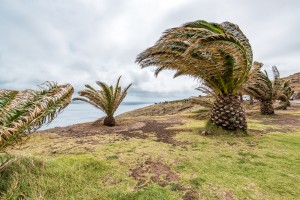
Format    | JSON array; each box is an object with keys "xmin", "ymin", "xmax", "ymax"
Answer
[
  {"xmin": 0, "ymin": 82, "xmax": 74, "ymax": 151},
  {"xmin": 244, "ymin": 66, "xmax": 281, "ymax": 115},
  {"xmin": 73, "ymin": 76, "xmax": 132, "ymax": 126},
  {"xmin": 136, "ymin": 20, "xmax": 253, "ymax": 130}
]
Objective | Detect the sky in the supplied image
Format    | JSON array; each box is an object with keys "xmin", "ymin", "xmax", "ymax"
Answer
[{"xmin": 1, "ymin": 0, "xmax": 299, "ymax": 102}]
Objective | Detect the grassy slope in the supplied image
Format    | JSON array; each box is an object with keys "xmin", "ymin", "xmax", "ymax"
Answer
[{"xmin": 1, "ymin": 104, "xmax": 300, "ymax": 199}]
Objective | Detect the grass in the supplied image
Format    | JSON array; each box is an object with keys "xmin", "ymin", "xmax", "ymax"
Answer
[
  {"xmin": 1, "ymin": 107, "xmax": 300, "ymax": 199},
  {"xmin": 168, "ymin": 119, "xmax": 207, "ymax": 131},
  {"xmin": 192, "ymin": 109, "xmax": 210, "ymax": 114},
  {"xmin": 290, "ymin": 109, "xmax": 300, "ymax": 115}
]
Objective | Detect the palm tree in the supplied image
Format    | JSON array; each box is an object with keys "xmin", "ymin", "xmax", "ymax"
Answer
[
  {"xmin": 244, "ymin": 66, "xmax": 281, "ymax": 115},
  {"xmin": 0, "ymin": 82, "xmax": 74, "ymax": 151},
  {"xmin": 136, "ymin": 20, "xmax": 253, "ymax": 130},
  {"xmin": 281, "ymin": 80, "xmax": 294, "ymax": 107},
  {"xmin": 73, "ymin": 76, "xmax": 132, "ymax": 126}
]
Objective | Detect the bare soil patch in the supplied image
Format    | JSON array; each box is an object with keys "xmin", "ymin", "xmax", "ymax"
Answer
[
  {"xmin": 252, "ymin": 113, "xmax": 300, "ymax": 127},
  {"xmin": 183, "ymin": 190, "xmax": 199, "ymax": 200},
  {"xmin": 130, "ymin": 160, "xmax": 179, "ymax": 189},
  {"xmin": 137, "ymin": 118, "xmax": 187, "ymax": 145},
  {"xmin": 39, "ymin": 117, "xmax": 186, "ymax": 146}
]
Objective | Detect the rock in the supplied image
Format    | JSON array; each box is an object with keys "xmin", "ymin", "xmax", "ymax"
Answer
[{"xmin": 201, "ymin": 130, "xmax": 212, "ymax": 135}]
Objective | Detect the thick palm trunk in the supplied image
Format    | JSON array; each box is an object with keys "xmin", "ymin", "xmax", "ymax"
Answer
[
  {"xmin": 239, "ymin": 94, "xmax": 243, "ymax": 102},
  {"xmin": 250, "ymin": 96, "xmax": 254, "ymax": 105},
  {"xmin": 104, "ymin": 115, "xmax": 116, "ymax": 126},
  {"xmin": 211, "ymin": 94, "xmax": 247, "ymax": 130},
  {"xmin": 260, "ymin": 101, "xmax": 274, "ymax": 115},
  {"xmin": 287, "ymin": 100, "xmax": 291, "ymax": 107}
]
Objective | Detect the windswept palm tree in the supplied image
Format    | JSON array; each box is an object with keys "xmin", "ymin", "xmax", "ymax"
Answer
[
  {"xmin": 0, "ymin": 82, "xmax": 74, "ymax": 151},
  {"xmin": 73, "ymin": 76, "xmax": 132, "ymax": 126},
  {"xmin": 244, "ymin": 66, "xmax": 281, "ymax": 115},
  {"xmin": 136, "ymin": 20, "xmax": 253, "ymax": 130},
  {"xmin": 281, "ymin": 80, "xmax": 294, "ymax": 107}
]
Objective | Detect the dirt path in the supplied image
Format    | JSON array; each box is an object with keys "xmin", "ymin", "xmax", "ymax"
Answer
[{"xmin": 39, "ymin": 116, "xmax": 187, "ymax": 146}]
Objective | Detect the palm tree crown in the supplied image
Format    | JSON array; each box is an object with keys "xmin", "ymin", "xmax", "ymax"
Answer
[
  {"xmin": 136, "ymin": 20, "xmax": 253, "ymax": 95},
  {"xmin": 281, "ymin": 80, "xmax": 294, "ymax": 104},
  {"xmin": 245, "ymin": 65, "xmax": 281, "ymax": 114},
  {"xmin": 73, "ymin": 76, "xmax": 132, "ymax": 126}
]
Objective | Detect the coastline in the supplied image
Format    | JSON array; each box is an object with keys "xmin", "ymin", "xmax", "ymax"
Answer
[{"xmin": 41, "ymin": 102, "xmax": 153, "ymax": 130}]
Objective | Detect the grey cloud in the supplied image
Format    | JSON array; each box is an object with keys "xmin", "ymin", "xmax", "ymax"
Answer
[{"xmin": 0, "ymin": 0, "xmax": 299, "ymax": 100}]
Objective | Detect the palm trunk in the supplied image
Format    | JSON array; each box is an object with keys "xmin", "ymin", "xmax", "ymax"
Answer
[
  {"xmin": 211, "ymin": 94, "xmax": 247, "ymax": 130},
  {"xmin": 260, "ymin": 101, "xmax": 274, "ymax": 115},
  {"xmin": 104, "ymin": 115, "xmax": 116, "ymax": 126},
  {"xmin": 287, "ymin": 100, "xmax": 291, "ymax": 107},
  {"xmin": 250, "ymin": 96, "xmax": 254, "ymax": 105},
  {"xmin": 239, "ymin": 94, "xmax": 243, "ymax": 102}
]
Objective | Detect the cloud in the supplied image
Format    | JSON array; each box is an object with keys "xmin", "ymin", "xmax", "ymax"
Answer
[{"xmin": 0, "ymin": 0, "xmax": 299, "ymax": 100}]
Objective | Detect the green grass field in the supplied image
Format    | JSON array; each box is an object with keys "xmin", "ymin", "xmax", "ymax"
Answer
[{"xmin": 1, "ymin": 104, "xmax": 300, "ymax": 199}]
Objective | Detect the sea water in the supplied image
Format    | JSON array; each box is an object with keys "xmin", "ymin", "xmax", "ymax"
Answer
[{"xmin": 41, "ymin": 101, "xmax": 152, "ymax": 130}]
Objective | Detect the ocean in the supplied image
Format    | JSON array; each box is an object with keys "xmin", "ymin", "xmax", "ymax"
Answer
[{"xmin": 41, "ymin": 102, "xmax": 153, "ymax": 130}]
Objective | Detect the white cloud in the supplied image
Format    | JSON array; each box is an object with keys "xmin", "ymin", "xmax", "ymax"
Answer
[{"xmin": 0, "ymin": 0, "xmax": 299, "ymax": 100}]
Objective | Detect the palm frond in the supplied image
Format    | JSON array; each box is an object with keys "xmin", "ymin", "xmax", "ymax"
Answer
[
  {"xmin": 280, "ymin": 80, "xmax": 294, "ymax": 100},
  {"xmin": 74, "ymin": 77, "xmax": 131, "ymax": 117},
  {"xmin": 272, "ymin": 66, "xmax": 281, "ymax": 96},
  {"xmin": 136, "ymin": 20, "xmax": 253, "ymax": 95},
  {"xmin": 0, "ymin": 83, "xmax": 74, "ymax": 151}
]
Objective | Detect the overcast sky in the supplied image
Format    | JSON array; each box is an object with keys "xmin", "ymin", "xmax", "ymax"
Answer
[{"xmin": 1, "ymin": 0, "xmax": 299, "ymax": 102}]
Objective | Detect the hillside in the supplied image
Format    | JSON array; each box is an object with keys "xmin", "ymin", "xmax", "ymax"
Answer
[
  {"xmin": 1, "ymin": 101, "xmax": 300, "ymax": 199},
  {"xmin": 119, "ymin": 99, "xmax": 203, "ymax": 118},
  {"xmin": 282, "ymin": 72, "xmax": 300, "ymax": 99}
]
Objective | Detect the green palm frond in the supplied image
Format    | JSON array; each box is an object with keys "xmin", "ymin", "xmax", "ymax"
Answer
[
  {"xmin": 0, "ymin": 90, "xmax": 19, "ymax": 110},
  {"xmin": 0, "ymin": 82, "xmax": 74, "ymax": 151},
  {"xmin": 73, "ymin": 76, "xmax": 132, "ymax": 117},
  {"xmin": 112, "ymin": 82, "xmax": 132, "ymax": 114},
  {"xmin": 136, "ymin": 20, "xmax": 253, "ymax": 95}
]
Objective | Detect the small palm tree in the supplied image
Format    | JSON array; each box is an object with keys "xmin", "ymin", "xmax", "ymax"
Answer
[
  {"xmin": 136, "ymin": 20, "xmax": 253, "ymax": 131},
  {"xmin": 244, "ymin": 65, "xmax": 281, "ymax": 115},
  {"xmin": 73, "ymin": 76, "xmax": 132, "ymax": 126},
  {"xmin": 0, "ymin": 82, "xmax": 74, "ymax": 151}
]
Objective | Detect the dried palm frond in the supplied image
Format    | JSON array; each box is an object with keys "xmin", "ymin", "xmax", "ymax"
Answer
[{"xmin": 191, "ymin": 96, "xmax": 214, "ymax": 109}]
